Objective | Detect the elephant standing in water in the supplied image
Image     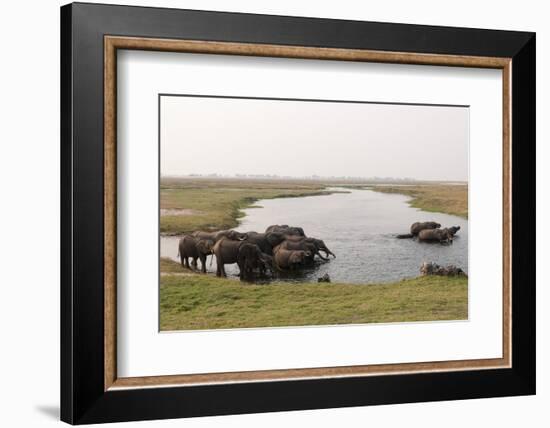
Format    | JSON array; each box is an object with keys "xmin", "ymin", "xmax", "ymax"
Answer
[
  {"xmin": 213, "ymin": 238, "xmax": 266, "ymax": 278},
  {"xmin": 273, "ymin": 248, "xmax": 311, "ymax": 270},
  {"xmin": 277, "ymin": 237, "xmax": 336, "ymax": 262},
  {"xmin": 418, "ymin": 228, "xmax": 455, "ymax": 244},
  {"xmin": 237, "ymin": 243, "xmax": 269, "ymax": 280},
  {"xmin": 178, "ymin": 235, "xmax": 214, "ymax": 273}
]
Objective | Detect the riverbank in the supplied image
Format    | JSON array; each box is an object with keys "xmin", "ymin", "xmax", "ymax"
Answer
[
  {"xmin": 161, "ymin": 177, "xmax": 344, "ymax": 235},
  {"xmin": 160, "ymin": 178, "xmax": 468, "ymax": 235},
  {"xmin": 369, "ymin": 184, "xmax": 468, "ymax": 218},
  {"xmin": 160, "ymin": 258, "xmax": 467, "ymax": 330}
]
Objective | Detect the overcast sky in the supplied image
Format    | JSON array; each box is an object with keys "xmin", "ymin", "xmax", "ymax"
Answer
[{"xmin": 160, "ymin": 95, "xmax": 468, "ymax": 181}]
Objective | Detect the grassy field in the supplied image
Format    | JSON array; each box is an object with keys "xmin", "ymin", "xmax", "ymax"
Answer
[
  {"xmin": 160, "ymin": 177, "xmax": 340, "ymax": 235},
  {"xmin": 370, "ymin": 184, "xmax": 468, "ymax": 218},
  {"xmin": 160, "ymin": 259, "xmax": 467, "ymax": 330}
]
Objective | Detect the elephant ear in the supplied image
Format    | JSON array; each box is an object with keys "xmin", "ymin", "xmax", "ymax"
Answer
[{"xmin": 196, "ymin": 240, "xmax": 206, "ymax": 252}]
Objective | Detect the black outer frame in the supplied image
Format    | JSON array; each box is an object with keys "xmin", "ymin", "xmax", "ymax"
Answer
[{"xmin": 60, "ymin": 2, "xmax": 535, "ymax": 424}]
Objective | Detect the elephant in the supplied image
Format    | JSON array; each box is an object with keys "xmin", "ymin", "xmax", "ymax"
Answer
[
  {"xmin": 237, "ymin": 243, "xmax": 268, "ymax": 280},
  {"xmin": 284, "ymin": 236, "xmax": 336, "ymax": 260},
  {"xmin": 177, "ymin": 235, "xmax": 214, "ymax": 272},
  {"xmin": 243, "ymin": 231, "xmax": 286, "ymax": 255},
  {"xmin": 265, "ymin": 225, "xmax": 306, "ymax": 237},
  {"xmin": 410, "ymin": 221, "xmax": 441, "ymax": 236},
  {"xmin": 192, "ymin": 229, "xmax": 247, "ymax": 242},
  {"xmin": 397, "ymin": 221, "xmax": 442, "ymax": 239},
  {"xmin": 213, "ymin": 238, "xmax": 266, "ymax": 278},
  {"xmin": 418, "ymin": 228, "xmax": 454, "ymax": 244},
  {"xmin": 273, "ymin": 247, "xmax": 311, "ymax": 270},
  {"xmin": 276, "ymin": 237, "xmax": 335, "ymax": 262}
]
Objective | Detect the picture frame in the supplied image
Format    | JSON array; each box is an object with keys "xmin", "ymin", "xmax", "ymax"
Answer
[{"xmin": 60, "ymin": 2, "xmax": 535, "ymax": 424}]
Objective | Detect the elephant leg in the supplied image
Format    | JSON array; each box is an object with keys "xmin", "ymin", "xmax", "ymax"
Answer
[
  {"xmin": 184, "ymin": 257, "xmax": 190, "ymax": 269},
  {"xmin": 237, "ymin": 260, "xmax": 244, "ymax": 279},
  {"xmin": 199, "ymin": 255, "xmax": 207, "ymax": 273},
  {"xmin": 216, "ymin": 257, "xmax": 222, "ymax": 277},
  {"xmin": 191, "ymin": 257, "xmax": 198, "ymax": 269}
]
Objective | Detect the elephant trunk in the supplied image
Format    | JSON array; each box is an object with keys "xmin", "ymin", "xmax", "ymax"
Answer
[
  {"xmin": 316, "ymin": 251, "xmax": 329, "ymax": 261},
  {"xmin": 323, "ymin": 248, "xmax": 336, "ymax": 258}
]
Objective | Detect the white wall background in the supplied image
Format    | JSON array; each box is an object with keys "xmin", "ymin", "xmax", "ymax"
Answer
[{"xmin": 0, "ymin": 0, "xmax": 545, "ymax": 427}]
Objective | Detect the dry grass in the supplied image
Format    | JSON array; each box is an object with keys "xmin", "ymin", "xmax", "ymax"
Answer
[
  {"xmin": 371, "ymin": 184, "xmax": 468, "ymax": 218},
  {"xmin": 160, "ymin": 177, "xmax": 343, "ymax": 234}
]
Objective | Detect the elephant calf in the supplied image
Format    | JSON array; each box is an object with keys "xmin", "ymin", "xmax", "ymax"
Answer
[
  {"xmin": 418, "ymin": 228, "xmax": 454, "ymax": 244},
  {"xmin": 273, "ymin": 247, "xmax": 311, "ymax": 270},
  {"xmin": 178, "ymin": 235, "xmax": 214, "ymax": 273}
]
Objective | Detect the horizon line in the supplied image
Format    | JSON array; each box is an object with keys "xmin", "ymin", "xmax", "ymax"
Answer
[{"xmin": 160, "ymin": 174, "xmax": 467, "ymax": 183}]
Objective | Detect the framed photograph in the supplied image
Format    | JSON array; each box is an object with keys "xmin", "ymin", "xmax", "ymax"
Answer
[{"xmin": 61, "ymin": 2, "xmax": 535, "ymax": 424}]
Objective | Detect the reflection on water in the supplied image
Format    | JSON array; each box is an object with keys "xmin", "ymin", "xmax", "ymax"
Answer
[{"xmin": 161, "ymin": 189, "xmax": 468, "ymax": 284}]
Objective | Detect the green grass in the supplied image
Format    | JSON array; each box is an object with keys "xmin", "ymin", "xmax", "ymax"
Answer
[
  {"xmin": 160, "ymin": 178, "xmax": 341, "ymax": 235},
  {"xmin": 370, "ymin": 184, "xmax": 468, "ymax": 218},
  {"xmin": 160, "ymin": 258, "xmax": 468, "ymax": 330}
]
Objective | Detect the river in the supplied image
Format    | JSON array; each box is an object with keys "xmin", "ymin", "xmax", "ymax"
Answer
[{"xmin": 160, "ymin": 188, "xmax": 468, "ymax": 283}]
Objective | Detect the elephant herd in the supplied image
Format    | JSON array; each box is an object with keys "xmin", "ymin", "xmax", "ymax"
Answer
[
  {"xmin": 396, "ymin": 221, "xmax": 461, "ymax": 244},
  {"xmin": 177, "ymin": 225, "xmax": 336, "ymax": 280}
]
